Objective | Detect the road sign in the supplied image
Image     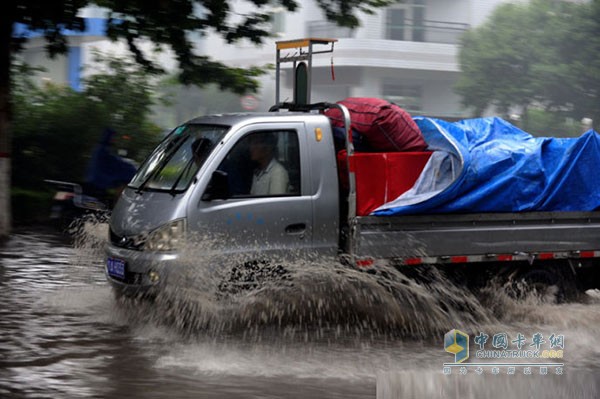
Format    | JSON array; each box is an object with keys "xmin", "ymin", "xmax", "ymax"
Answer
[{"xmin": 240, "ymin": 95, "xmax": 259, "ymax": 111}]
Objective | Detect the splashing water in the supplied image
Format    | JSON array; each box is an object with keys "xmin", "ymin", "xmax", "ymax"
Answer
[
  {"xmin": 11, "ymin": 216, "xmax": 597, "ymax": 398},
  {"xmin": 68, "ymin": 216, "xmax": 492, "ymax": 341},
  {"xmin": 69, "ymin": 215, "xmax": 600, "ymax": 342}
]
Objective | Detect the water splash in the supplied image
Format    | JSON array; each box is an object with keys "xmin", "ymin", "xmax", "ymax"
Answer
[
  {"xmin": 69, "ymin": 216, "xmax": 598, "ymax": 347},
  {"xmin": 85, "ymin": 228, "xmax": 492, "ymax": 341},
  {"xmin": 62, "ymin": 219, "xmax": 600, "ymax": 397},
  {"xmin": 5, "ymin": 228, "xmax": 599, "ymax": 398}
]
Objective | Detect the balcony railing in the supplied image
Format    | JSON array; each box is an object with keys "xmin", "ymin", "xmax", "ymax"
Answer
[
  {"xmin": 306, "ymin": 19, "xmax": 469, "ymax": 44},
  {"xmin": 387, "ymin": 19, "xmax": 470, "ymax": 45},
  {"xmin": 306, "ymin": 21, "xmax": 354, "ymax": 38}
]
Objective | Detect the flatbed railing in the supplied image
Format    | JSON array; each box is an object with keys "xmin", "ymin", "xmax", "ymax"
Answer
[{"xmin": 353, "ymin": 210, "xmax": 600, "ymax": 261}]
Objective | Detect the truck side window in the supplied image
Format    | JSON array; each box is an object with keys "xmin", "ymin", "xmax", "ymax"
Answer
[{"xmin": 216, "ymin": 130, "xmax": 300, "ymax": 198}]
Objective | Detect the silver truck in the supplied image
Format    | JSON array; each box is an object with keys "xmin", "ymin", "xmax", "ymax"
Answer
[
  {"xmin": 104, "ymin": 39, "xmax": 600, "ymax": 300},
  {"xmin": 105, "ymin": 105, "xmax": 600, "ymax": 299}
]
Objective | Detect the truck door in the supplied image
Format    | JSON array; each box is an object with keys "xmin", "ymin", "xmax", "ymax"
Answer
[{"xmin": 190, "ymin": 124, "xmax": 313, "ymax": 261}]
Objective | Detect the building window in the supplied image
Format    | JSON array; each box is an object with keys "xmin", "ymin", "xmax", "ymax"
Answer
[
  {"xmin": 386, "ymin": 0, "xmax": 426, "ymax": 42},
  {"xmin": 412, "ymin": 1, "xmax": 425, "ymax": 42},
  {"xmin": 382, "ymin": 82, "xmax": 423, "ymax": 113},
  {"xmin": 387, "ymin": 8, "xmax": 407, "ymax": 41},
  {"xmin": 270, "ymin": 9, "xmax": 285, "ymax": 35}
]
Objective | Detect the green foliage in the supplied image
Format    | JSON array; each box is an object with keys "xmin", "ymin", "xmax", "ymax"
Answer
[
  {"xmin": 457, "ymin": 1, "xmax": 547, "ymax": 117},
  {"xmin": 9, "ymin": 0, "xmax": 90, "ymax": 56},
  {"xmin": 315, "ymin": 0, "xmax": 396, "ymax": 28},
  {"xmin": 4, "ymin": 0, "xmax": 397, "ymax": 99},
  {"xmin": 12, "ymin": 83, "xmax": 105, "ymax": 187},
  {"xmin": 11, "ymin": 56, "xmax": 162, "ymax": 189},
  {"xmin": 524, "ymin": 109, "xmax": 577, "ymax": 138},
  {"xmin": 83, "ymin": 52, "xmax": 163, "ymax": 159},
  {"xmin": 11, "ymin": 0, "xmax": 392, "ymax": 94},
  {"xmin": 456, "ymin": 0, "xmax": 600, "ymax": 127}
]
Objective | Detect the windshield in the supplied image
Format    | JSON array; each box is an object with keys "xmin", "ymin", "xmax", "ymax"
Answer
[{"xmin": 129, "ymin": 124, "xmax": 229, "ymax": 192}]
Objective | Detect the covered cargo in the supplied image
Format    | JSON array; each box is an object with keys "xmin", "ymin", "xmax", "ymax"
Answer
[
  {"xmin": 337, "ymin": 150, "xmax": 432, "ymax": 216},
  {"xmin": 325, "ymin": 98, "xmax": 427, "ymax": 152},
  {"xmin": 373, "ymin": 117, "xmax": 600, "ymax": 215}
]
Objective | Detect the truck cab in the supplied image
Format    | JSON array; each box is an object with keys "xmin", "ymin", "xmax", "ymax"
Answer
[{"xmin": 106, "ymin": 112, "xmax": 342, "ymax": 294}]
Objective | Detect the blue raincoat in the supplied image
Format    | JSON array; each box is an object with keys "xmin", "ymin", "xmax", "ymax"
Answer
[{"xmin": 85, "ymin": 128, "xmax": 137, "ymax": 191}]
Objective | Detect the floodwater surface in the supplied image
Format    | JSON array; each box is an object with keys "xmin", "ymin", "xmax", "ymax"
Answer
[{"xmin": 0, "ymin": 225, "xmax": 598, "ymax": 398}]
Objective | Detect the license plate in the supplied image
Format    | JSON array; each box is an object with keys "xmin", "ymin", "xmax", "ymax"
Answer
[{"xmin": 107, "ymin": 257, "xmax": 126, "ymax": 280}]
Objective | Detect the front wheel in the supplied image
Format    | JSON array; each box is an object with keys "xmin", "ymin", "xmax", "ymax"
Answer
[
  {"xmin": 511, "ymin": 263, "xmax": 579, "ymax": 303},
  {"xmin": 217, "ymin": 260, "xmax": 291, "ymax": 297}
]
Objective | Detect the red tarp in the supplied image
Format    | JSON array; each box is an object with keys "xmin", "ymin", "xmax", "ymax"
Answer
[
  {"xmin": 338, "ymin": 151, "xmax": 432, "ymax": 215},
  {"xmin": 325, "ymin": 98, "xmax": 427, "ymax": 152}
]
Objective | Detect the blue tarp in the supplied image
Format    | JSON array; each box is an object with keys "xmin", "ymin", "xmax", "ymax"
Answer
[{"xmin": 374, "ymin": 117, "xmax": 600, "ymax": 215}]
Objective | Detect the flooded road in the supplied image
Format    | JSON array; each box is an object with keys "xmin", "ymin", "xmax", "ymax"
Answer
[{"xmin": 0, "ymin": 227, "xmax": 599, "ymax": 398}]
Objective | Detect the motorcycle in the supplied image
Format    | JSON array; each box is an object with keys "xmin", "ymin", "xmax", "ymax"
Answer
[{"xmin": 44, "ymin": 179, "xmax": 110, "ymax": 231}]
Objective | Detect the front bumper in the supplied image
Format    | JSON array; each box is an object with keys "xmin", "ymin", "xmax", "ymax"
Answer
[{"xmin": 104, "ymin": 243, "xmax": 181, "ymax": 296}]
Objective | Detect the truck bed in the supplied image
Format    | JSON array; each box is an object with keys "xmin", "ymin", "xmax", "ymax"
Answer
[{"xmin": 352, "ymin": 211, "xmax": 600, "ymax": 260}]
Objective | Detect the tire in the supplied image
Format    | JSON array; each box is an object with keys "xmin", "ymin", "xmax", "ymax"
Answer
[
  {"xmin": 217, "ymin": 260, "xmax": 291, "ymax": 297},
  {"xmin": 512, "ymin": 263, "xmax": 578, "ymax": 303}
]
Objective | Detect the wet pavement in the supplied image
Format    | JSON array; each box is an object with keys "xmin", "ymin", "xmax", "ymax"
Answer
[{"xmin": 0, "ymin": 227, "xmax": 599, "ymax": 398}]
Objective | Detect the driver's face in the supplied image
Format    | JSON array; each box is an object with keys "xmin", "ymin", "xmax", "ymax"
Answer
[{"xmin": 249, "ymin": 138, "xmax": 271, "ymax": 162}]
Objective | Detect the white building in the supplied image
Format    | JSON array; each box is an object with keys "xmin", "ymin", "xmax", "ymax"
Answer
[
  {"xmin": 15, "ymin": 1, "xmax": 513, "ymax": 120},
  {"xmin": 14, "ymin": 7, "xmax": 176, "ymax": 92},
  {"xmin": 203, "ymin": 0, "xmax": 512, "ymax": 119}
]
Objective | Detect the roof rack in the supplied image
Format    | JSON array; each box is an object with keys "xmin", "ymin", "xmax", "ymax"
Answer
[
  {"xmin": 268, "ymin": 101, "xmax": 330, "ymax": 113},
  {"xmin": 274, "ymin": 38, "xmax": 337, "ymax": 106}
]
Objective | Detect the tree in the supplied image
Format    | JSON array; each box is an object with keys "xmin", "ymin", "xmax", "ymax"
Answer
[
  {"xmin": 83, "ymin": 51, "xmax": 163, "ymax": 160},
  {"xmin": 12, "ymin": 83, "xmax": 106, "ymax": 188},
  {"xmin": 0, "ymin": 0, "xmax": 395, "ymax": 237},
  {"xmin": 541, "ymin": 0, "xmax": 600, "ymax": 124},
  {"xmin": 11, "ymin": 54, "xmax": 162, "ymax": 191},
  {"xmin": 456, "ymin": 0, "xmax": 600, "ymax": 129}
]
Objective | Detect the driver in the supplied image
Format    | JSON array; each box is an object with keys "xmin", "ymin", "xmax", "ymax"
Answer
[{"xmin": 248, "ymin": 133, "xmax": 289, "ymax": 196}]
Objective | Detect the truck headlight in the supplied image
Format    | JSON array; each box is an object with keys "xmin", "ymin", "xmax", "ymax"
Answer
[{"xmin": 144, "ymin": 219, "xmax": 186, "ymax": 251}]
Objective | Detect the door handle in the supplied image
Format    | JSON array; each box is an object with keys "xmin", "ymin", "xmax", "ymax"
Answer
[{"xmin": 285, "ymin": 223, "xmax": 306, "ymax": 236}]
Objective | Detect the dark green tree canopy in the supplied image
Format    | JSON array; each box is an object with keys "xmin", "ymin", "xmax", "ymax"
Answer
[
  {"xmin": 11, "ymin": 54, "xmax": 163, "ymax": 188},
  {"xmin": 456, "ymin": 0, "xmax": 600, "ymax": 124},
  {"xmin": 8, "ymin": 0, "xmax": 394, "ymax": 94}
]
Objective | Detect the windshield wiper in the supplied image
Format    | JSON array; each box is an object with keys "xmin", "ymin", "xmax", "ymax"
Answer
[
  {"xmin": 134, "ymin": 167, "xmax": 159, "ymax": 194},
  {"xmin": 168, "ymin": 137, "xmax": 213, "ymax": 195},
  {"xmin": 167, "ymin": 137, "xmax": 213, "ymax": 195},
  {"xmin": 168, "ymin": 158, "xmax": 196, "ymax": 196},
  {"xmin": 135, "ymin": 137, "xmax": 187, "ymax": 194}
]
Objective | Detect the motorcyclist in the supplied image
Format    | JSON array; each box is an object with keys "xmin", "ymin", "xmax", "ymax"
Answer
[{"xmin": 84, "ymin": 128, "xmax": 137, "ymax": 205}]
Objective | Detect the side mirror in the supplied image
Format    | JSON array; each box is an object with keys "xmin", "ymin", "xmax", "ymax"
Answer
[{"xmin": 202, "ymin": 170, "xmax": 230, "ymax": 201}]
